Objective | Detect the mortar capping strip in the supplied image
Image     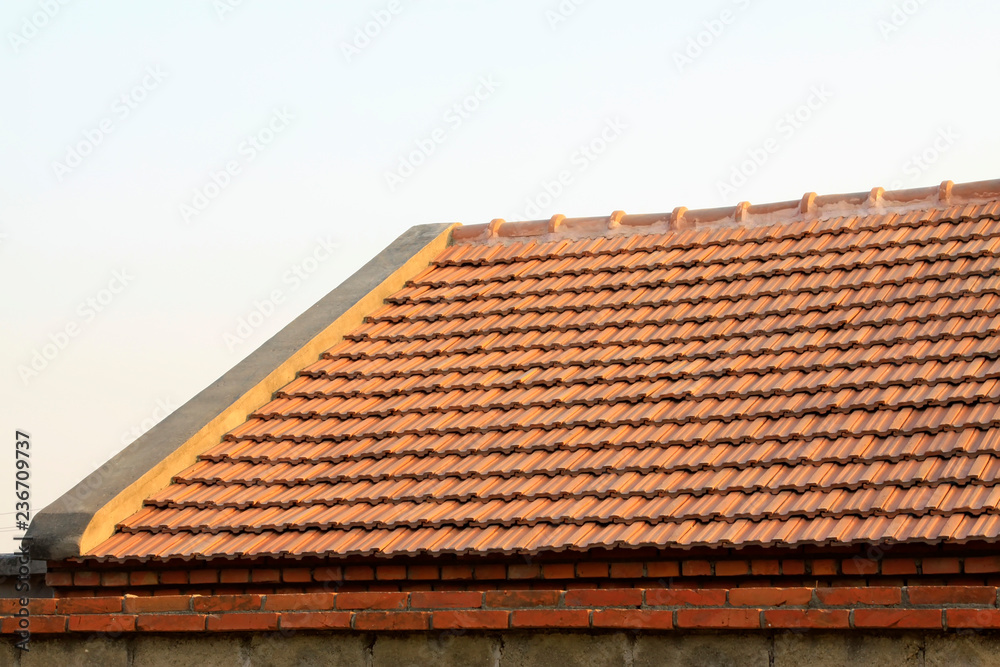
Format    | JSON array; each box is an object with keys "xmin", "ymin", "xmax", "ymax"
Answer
[{"xmin": 450, "ymin": 179, "xmax": 1000, "ymax": 246}]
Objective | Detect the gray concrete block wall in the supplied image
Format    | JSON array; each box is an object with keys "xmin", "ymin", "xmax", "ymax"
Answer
[{"xmin": 4, "ymin": 631, "xmax": 1000, "ymax": 666}]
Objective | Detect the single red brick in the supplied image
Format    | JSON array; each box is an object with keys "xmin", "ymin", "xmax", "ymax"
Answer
[
  {"xmin": 344, "ymin": 566, "xmax": 374, "ymax": 581},
  {"xmin": 137, "ymin": 614, "xmax": 207, "ymax": 632},
  {"xmin": 609, "ymin": 562, "xmax": 644, "ymax": 579},
  {"xmin": 206, "ymin": 612, "xmax": 278, "ymax": 632},
  {"xmin": 541, "ymin": 563, "xmax": 575, "ymax": 579},
  {"xmin": 474, "ymin": 564, "xmax": 507, "ymax": 580},
  {"xmin": 908, "ymin": 586, "xmax": 998, "ymax": 605},
  {"xmin": 28, "ymin": 615, "xmax": 68, "ymax": 634},
  {"xmin": 947, "ymin": 609, "xmax": 1000, "ymax": 629},
  {"xmin": 646, "ymin": 562, "xmax": 680, "ymax": 578},
  {"xmin": 314, "ymin": 566, "xmax": 343, "ymax": 582},
  {"xmin": 433, "ymin": 610, "xmax": 509, "ymax": 630},
  {"xmin": 191, "ymin": 594, "xmax": 262, "ymax": 613},
  {"xmin": 410, "ymin": 591, "xmax": 482, "ymax": 609},
  {"xmin": 264, "ymin": 592, "xmax": 338, "ymax": 611},
  {"xmin": 881, "ymin": 559, "xmax": 918, "ymax": 575},
  {"xmin": 854, "ymin": 608, "xmax": 942, "ymax": 629},
  {"xmin": 123, "ymin": 595, "xmax": 191, "ymax": 613},
  {"xmin": 279, "ymin": 611, "xmax": 352, "ymax": 630},
  {"xmin": 681, "ymin": 560, "xmax": 711, "ymax": 577},
  {"xmin": 592, "ymin": 609, "xmax": 673, "ymax": 629},
  {"xmin": 841, "ymin": 558, "xmax": 879, "ymax": 576},
  {"xmin": 764, "ymin": 609, "xmax": 850, "ymax": 629},
  {"xmin": 376, "ymin": 565, "xmax": 406, "ymax": 580},
  {"xmin": 73, "ymin": 571, "xmax": 100, "ymax": 587},
  {"xmin": 219, "ymin": 569, "xmax": 250, "ymax": 584},
  {"xmin": 729, "ymin": 588, "xmax": 812, "ymax": 607},
  {"xmin": 56, "ymin": 597, "xmax": 123, "ymax": 614},
  {"xmin": 354, "ymin": 611, "xmax": 430, "ymax": 631},
  {"xmin": 816, "ymin": 587, "xmax": 901, "ymax": 606},
  {"xmin": 676, "ymin": 608, "xmax": 760, "ymax": 629},
  {"xmin": 645, "ymin": 589, "xmax": 727, "ymax": 607},
  {"xmin": 564, "ymin": 589, "xmax": 642, "ymax": 608},
  {"xmin": 508, "ymin": 564, "xmax": 540, "ymax": 580},
  {"xmin": 441, "ymin": 565, "xmax": 474, "ymax": 580},
  {"xmin": 408, "ymin": 565, "xmax": 439, "ymax": 580},
  {"xmin": 45, "ymin": 571, "xmax": 73, "ymax": 587},
  {"xmin": 922, "ymin": 558, "xmax": 962, "ymax": 575},
  {"xmin": 188, "ymin": 570, "xmax": 218, "ymax": 585},
  {"xmin": 484, "ymin": 590, "xmax": 560, "ymax": 608},
  {"xmin": 129, "ymin": 571, "xmax": 160, "ymax": 587},
  {"xmin": 160, "ymin": 570, "xmax": 188, "ymax": 585},
  {"xmin": 810, "ymin": 559, "xmax": 838, "ymax": 576},
  {"xmin": 511, "ymin": 609, "xmax": 589, "ymax": 628},
  {"xmin": 781, "ymin": 560, "xmax": 807, "ymax": 576},
  {"xmin": 281, "ymin": 568, "xmax": 312, "ymax": 583},
  {"xmin": 68, "ymin": 614, "xmax": 136, "ymax": 633},
  {"xmin": 251, "ymin": 569, "xmax": 280, "ymax": 583},
  {"xmin": 965, "ymin": 556, "xmax": 1000, "ymax": 574},
  {"xmin": 714, "ymin": 561, "xmax": 749, "ymax": 577},
  {"xmin": 336, "ymin": 592, "xmax": 406, "ymax": 610},
  {"xmin": 751, "ymin": 560, "xmax": 781, "ymax": 576},
  {"xmin": 577, "ymin": 562, "xmax": 610, "ymax": 578}
]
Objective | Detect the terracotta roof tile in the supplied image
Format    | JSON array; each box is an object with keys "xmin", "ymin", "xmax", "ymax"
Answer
[{"xmin": 86, "ymin": 178, "xmax": 1000, "ymax": 562}]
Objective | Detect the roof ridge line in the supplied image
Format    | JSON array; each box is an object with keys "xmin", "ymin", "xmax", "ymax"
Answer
[{"xmin": 452, "ymin": 178, "xmax": 1000, "ymax": 245}]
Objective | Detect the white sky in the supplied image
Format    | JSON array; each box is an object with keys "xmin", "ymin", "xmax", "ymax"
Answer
[{"xmin": 1, "ymin": 0, "xmax": 997, "ymax": 551}]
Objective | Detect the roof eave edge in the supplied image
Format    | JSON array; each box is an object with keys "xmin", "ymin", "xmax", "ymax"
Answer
[{"xmin": 27, "ymin": 222, "xmax": 459, "ymax": 561}]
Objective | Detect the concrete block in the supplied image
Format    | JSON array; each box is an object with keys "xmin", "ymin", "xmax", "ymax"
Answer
[
  {"xmin": 926, "ymin": 632, "xmax": 1000, "ymax": 667},
  {"xmin": 20, "ymin": 636, "xmax": 127, "ymax": 667},
  {"xmin": 501, "ymin": 632, "xmax": 628, "ymax": 667},
  {"xmin": 373, "ymin": 633, "xmax": 496, "ymax": 667},
  {"xmin": 774, "ymin": 632, "xmax": 922, "ymax": 667},
  {"xmin": 634, "ymin": 634, "xmax": 770, "ymax": 667},
  {"xmin": 0, "ymin": 638, "xmax": 19, "ymax": 667},
  {"xmin": 252, "ymin": 632, "xmax": 371, "ymax": 667},
  {"xmin": 133, "ymin": 635, "xmax": 242, "ymax": 667}
]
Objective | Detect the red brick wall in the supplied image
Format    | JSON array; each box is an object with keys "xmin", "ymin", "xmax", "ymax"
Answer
[
  {"xmin": 45, "ymin": 551, "xmax": 1000, "ymax": 598},
  {"xmin": 4, "ymin": 585, "xmax": 1000, "ymax": 634}
]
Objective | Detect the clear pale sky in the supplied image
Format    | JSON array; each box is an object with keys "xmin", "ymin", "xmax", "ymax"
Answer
[{"xmin": 1, "ymin": 1, "xmax": 998, "ymax": 550}]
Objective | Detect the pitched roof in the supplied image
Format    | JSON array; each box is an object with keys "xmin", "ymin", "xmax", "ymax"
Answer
[{"xmin": 80, "ymin": 179, "xmax": 1000, "ymax": 561}]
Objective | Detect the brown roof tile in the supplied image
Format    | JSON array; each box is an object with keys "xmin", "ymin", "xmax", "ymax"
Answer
[{"xmin": 86, "ymin": 178, "xmax": 1000, "ymax": 562}]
